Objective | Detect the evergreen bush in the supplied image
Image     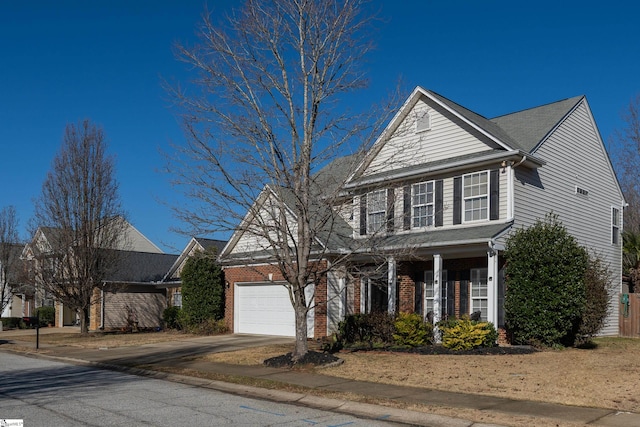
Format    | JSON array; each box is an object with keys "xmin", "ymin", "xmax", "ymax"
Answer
[
  {"xmin": 36, "ymin": 306, "xmax": 56, "ymax": 326},
  {"xmin": 393, "ymin": 312, "xmax": 433, "ymax": 347},
  {"xmin": 163, "ymin": 306, "xmax": 182, "ymax": 330},
  {"xmin": 440, "ymin": 317, "xmax": 497, "ymax": 350},
  {"xmin": 504, "ymin": 214, "xmax": 588, "ymax": 347},
  {"xmin": 180, "ymin": 249, "xmax": 225, "ymax": 330}
]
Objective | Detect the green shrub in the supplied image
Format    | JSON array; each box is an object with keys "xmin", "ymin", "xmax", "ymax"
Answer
[
  {"xmin": 393, "ymin": 312, "xmax": 433, "ymax": 347},
  {"xmin": 0, "ymin": 317, "xmax": 23, "ymax": 329},
  {"xmin": 440, "ymin": 317, "xmax": 497, "ymax": 351},
  {"xmin": 505, "ymin": 214, "xmax": 588, "ymax": 347},
  {"xmin": 183, "ymin": 318, "xmax": 227, "ymax": 335},
  {"xmin": 180, "ymin": 249, "xmax": 225, "ymax": 328},
  {"xmin": 163, "ymin": 306, "xmax": 182, "ymax": 330},
  {"xmin": 576, "ymin": 255, "xmax": 612, "ymax": 346},
  {"xmin": 337, "ymin": 312, "xmax": 395, "ymax": 347},
  {"xmin": 36, "ymin": 306, "xmax": 56, "ymax": 326}
]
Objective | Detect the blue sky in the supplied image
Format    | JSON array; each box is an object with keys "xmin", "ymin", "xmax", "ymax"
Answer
[{"xmin": 1, "ymin": 1, "xmax": 639, "ymax": 253}]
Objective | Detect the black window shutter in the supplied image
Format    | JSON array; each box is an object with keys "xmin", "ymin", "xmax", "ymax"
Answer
[
  {"xmin": 403, "ymin": 185, "xmax": 411, "ymax": 230},
  {"xmin": 453, "ymin": 176, "xmax": 462, "ymax": 225},
  {"xmin": 359, "ymin": 194, "xmax": 367, "ymax": 235},
  {"xmin": 435, "ymin": 180, "xmax": 443, "ymax": 227},
  {"xmin": 386, "ymin": 188, "xmax": 395, "ymax": 233},
  {"xmin": 490, "ymin": 169, "xmax": 499, "ymax": 220}
]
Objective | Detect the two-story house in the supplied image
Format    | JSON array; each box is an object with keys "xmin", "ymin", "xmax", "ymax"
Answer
[{"xmin": 219, "ymin": 86, "xmax": 624, "ymax": 339}]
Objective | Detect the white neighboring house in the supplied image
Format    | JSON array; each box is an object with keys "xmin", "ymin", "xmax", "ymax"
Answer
[{"xmin": 219, "ymin": 86, "xmax": 624, "ymax": 339}]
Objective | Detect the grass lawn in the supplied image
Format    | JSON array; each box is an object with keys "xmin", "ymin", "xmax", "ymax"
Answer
[
  {"xmin": 204, "ymin": 337, "xmax": 640, "ymax": 413},
  {"xmin": 0, "ymin": 330, "xmax": 196, "ymax": 348}
]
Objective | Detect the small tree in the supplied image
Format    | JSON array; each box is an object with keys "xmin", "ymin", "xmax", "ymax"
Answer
[
  {"xmin": 32, "ymin": 120, "xmax": 126, "ymax": 334},
  {"xmin": 180, "ymin": 250, "xmax": 225, "ymax": 329},
  {"xmin": 504, "ymin": 214, "xmax": 589, "ymax": 347}
]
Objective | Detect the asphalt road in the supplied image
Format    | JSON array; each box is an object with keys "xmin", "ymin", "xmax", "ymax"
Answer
[{"xmin": 0, "ymin": 352, "xmax": 398, "ymax": 427}]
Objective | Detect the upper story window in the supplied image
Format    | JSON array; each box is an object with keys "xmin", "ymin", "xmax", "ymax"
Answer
[
  {"xmin": 416, "ymin": 111, "xmax": 431, "ymax": 133},
  {"xmin": 463, "ymin": 171, "xmax": 489, "ymax": 222},
  {"xmin": 367, "ymin": 189, "xmax": 387, "ymax": 234},
  {"xmin": 412, "ymin": 181, "xmax": 434, "ymax": 228},
  {"xmin": 612, "ymin": 207, "xmax": 620, "ymax": 245}
]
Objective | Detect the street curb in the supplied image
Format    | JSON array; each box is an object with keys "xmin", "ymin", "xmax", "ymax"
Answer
[{"xmin": 2, "ymin": 348, "xmax": 502, "ymax": 427}]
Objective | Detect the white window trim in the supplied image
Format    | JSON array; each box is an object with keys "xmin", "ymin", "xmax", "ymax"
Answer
[
  {"xmin": 412, "ymin": 181, "xmax": 434, "ymax": 229},
  {"xmin": 366, "ymin": 189, "xmax": 387, "ymax": 234},
  {"xmin": 612, "ymin": 206, "xmax": 620, "ymax": 245},
  {"xmin": 462, "ymin": 171, "xmax": 489, "ymax": 223},
  {"xmin": 575, "ymin": 186, "xmax": 589, "ymax": 198},
  {"xmin": 470, "ymin": 268, "xmax": 488, "ymax": 322}
]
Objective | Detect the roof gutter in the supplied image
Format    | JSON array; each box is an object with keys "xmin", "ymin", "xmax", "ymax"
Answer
[{"xmin": 343, "ymin": 150, "xmax": 544, "ymax": 191}]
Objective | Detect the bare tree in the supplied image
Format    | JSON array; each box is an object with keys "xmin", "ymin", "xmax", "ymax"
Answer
[
  {"xmin": 32, "ymin": 120, "xmax": 127, "ymax": 334},
  {"xmin": 0, "ymin": 206, "xmax": 20, "ymax": 315},
  {"xmin": 613, "ymin": 94, "xmax": 640, "ymax": 232},
  {"xmin": 168, "ymin": 0, "xmax": 396, "ymax": 359}
]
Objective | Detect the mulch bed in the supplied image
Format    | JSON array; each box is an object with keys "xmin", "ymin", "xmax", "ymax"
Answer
[{"xmin": 264, "ymin": 351, "xmax": 341, "ymax": 368}]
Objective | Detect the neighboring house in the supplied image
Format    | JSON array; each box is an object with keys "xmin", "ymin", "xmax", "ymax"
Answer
[
  {"xmin": 22, "ymin": 218, "xmax": 177, "ymax": 329},
  {"xmin": 161, "ymin": 237, "xmax": 227, "ymax": 308},
  {"xmin": 89, "ymin": 250, "xmax": 178, "ymax": 330},
  {"xmin": 1, "ymin": 243, "xmax": 31, "ymax": 318},
  {"xmin": 219, "ymin": 86, "xmax": 624, "ymax": 339}
]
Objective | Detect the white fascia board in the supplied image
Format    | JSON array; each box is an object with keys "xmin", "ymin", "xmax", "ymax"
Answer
[
  {"xmin": 343, "ymin": 150, "xmax": 543, "ymax": 190},
  {"xmin": 422, "ymin": 88, "xmax": 514, "ymax": 151}
]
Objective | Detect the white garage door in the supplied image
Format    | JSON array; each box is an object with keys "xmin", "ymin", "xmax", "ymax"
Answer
[{"xmin": 235, "ymin": 282, "xmax": 314, "ymax": 337}]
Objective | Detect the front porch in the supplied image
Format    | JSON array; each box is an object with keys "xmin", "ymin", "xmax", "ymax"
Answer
[{"xmin": 350, "ymin": 248, "xmax": 505, "ymax": 329}]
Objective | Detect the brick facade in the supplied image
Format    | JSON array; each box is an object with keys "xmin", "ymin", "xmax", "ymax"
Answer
[{"xmin": 223, "ymin": 261, "xmax": 328, "ymax": 339}]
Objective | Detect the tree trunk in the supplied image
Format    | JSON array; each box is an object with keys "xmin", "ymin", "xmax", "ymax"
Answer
[
  {"xmin": 80, "ymin": 307, "xmax": 90, "ymax": 334},
  {"xmin": 292, "ymin": 302, "xmax": 308, "ymax": 362}
]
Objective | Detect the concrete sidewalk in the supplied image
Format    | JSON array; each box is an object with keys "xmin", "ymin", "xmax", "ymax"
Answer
[{"xmin": 2, "ymin": 335, "xmax": 639, "ymax": 427}]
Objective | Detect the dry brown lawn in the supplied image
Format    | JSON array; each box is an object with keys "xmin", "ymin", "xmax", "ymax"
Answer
[
  {"xmin": 1, "ymin": 330, "xmax": 195, "ymax": 348},
  {"xmin": 205, "ymin": 338, "xmax": 640, "ymax": 413}
]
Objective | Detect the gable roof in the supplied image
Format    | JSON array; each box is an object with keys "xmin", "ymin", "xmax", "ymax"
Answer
[
  {"xmin": 347, "ymin": 86, "xmax": 583, "ymax": 186},
  {"xmin": 219, "ymin": 154, "xmax": 362, "ymax": 262},
  {"xmin": 491, "ymin": 96, "xmax": 584, "ymax": 153},
  {"xmin": 106, "ymin": 251, "xmax": 178, "ymax": 283},
  {"xmin": 164, "ymin": 236, "xmax": 228, "ymax": 282}
]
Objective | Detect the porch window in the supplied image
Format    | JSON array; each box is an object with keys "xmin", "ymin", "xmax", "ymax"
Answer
[
  {"xmin": 367, "ymin": 189, "xmax": 387, "ymax": 234},
  {"xmin": 361, "ymin": 276, "xmax": 389, "ymax": 313},
  {"xmin": 612, "ymin": 207, "xmax": 620, "ymax": 245},
  {"xmin": 424, "ymin": 271, "xmax": 434, "ymax": 322},
  {"xmin": 463, "ymin": 171, "xmax": 488, "ymax": 222},
  {"xmin": 470, "ymin": 268, "xmax": 488, "ymax": 321},
  {"xmin": 173, "ymin": 291, "xmax": 182, "ymax": 308},
  {"xmin": 412, "ymin": 182, "xmax": 434, "ymax": 228}
]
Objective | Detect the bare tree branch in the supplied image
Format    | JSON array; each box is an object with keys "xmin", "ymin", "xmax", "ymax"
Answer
[
  {"xmin": 30, "ymin": 120, "xmax": 127, "ymax": 333},
  {"xmin": 166, "ymin": 0, "xmax": 399, "ymax": 359}
]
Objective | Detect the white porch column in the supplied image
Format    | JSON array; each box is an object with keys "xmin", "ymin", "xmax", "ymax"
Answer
[
  {"xmin": 387, "ymin": 257, "xmax": 396, "ymax": 314},
  {"xmin": 433, "ymin": 254, "xmax": 442, "ymax": 324},
  {"xmin": 487, "ymin": 248, "xmax": 499, "ymax": 326}
]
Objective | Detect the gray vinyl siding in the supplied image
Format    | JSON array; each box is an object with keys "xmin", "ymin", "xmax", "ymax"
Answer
[
  {"xmin": 509, "ymin": 101, "xmax": 624, "ymax": 336},
  {"xmin": 364, "ymin": 98, "xmax": 494, "ymax": 177}
]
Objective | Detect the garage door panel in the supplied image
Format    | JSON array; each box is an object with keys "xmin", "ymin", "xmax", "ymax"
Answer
[
  {"xmin": 236, "ymin": 283, "xmax": 295, "ymax": 336},
  {"xmin": 235, "ymin": 282, "xmax": 314, "ymax": 337}
]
